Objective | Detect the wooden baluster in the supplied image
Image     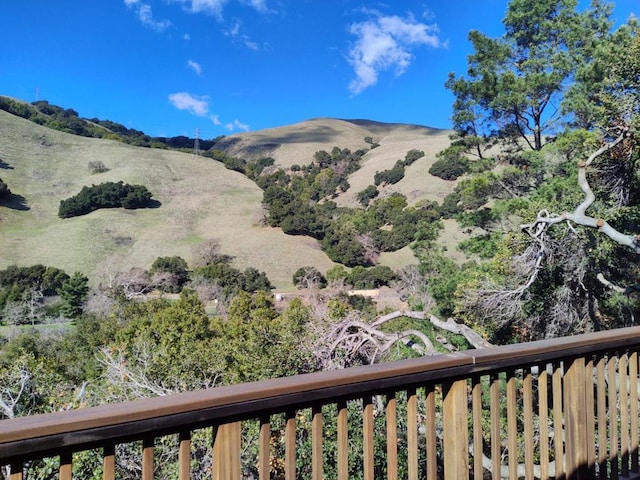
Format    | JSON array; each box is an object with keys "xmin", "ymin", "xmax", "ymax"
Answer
[
  {"xmin": 142, "ymin": 437, "xmax": 154, "ymax": 480},
  {"xmin": 630, "ymin": 350, "xmax": 639, "ymax": 474},
  {"xmin": 386, "ymin": 393, "xmax": 398, "ymax": 480},
  {"xmin": 337, "ymin": 401, "xmax": 348, "ymax": 480},
  {"xmin": 563, "ymin": 357, "xmax": 588, "ymax": 479},
  {"xmin": 179, "ymin": 431, "xmax": 191, "ymax": 480},
  {"xmin": 285, "ymin": 410, "xmax": 296, "ymax": 480},
  {"xmin": 425, "ymin": 384, "xmax": 437, "ymax": 480},
  {"xmin": 506, "ymin": 369, "xmax": 518, "ymax": 480},
  {"xmin": 608, "ymin": 355, "xmax": 619, "ymax": 479},
  {"xmin": 9, "ymin": 462, "xmax": 23, "ymax": 480},
  {"xmin": 259, "ymin": 416, "xmax": 271, "ymax": 480},
  {"xmin": 213, "ymin": 422, "xmax": 241, "ymax": 480},
  {"xmin": 443, "ymin": 379, "xmax": 468, "ymax": 480},
  {"xmin": 553, "ymin": 361, "xmax": 565, "ymax": 480},
  {"xmin": 620, "ymin": 352, "xmax": 630, "ymax": 477},
  {"xmin": 585, "ymin": 356, "xmax": 596, "ymax": 477},
  {"xmin": 472, "ymin": 376, "xmax": 483, "ymax": 480},
  {"xmin": 363, "ymin": 396, "xmax": 374, "ymax": 480},
  {"xmin": 596, "ymin": 355, "xmax": 608, "ymax": 480},
  {"xmin": 407, "ymin": 387, "xmax": 418, "ymax": 480},
  {"xmin": 490, "ymin": 373, "xmax": 501, "ymax": 480},
  {"xmin": 103, "ymin": 445, "xmax": 115, "ymax": 480},
  {"xmin": 524, "ymin": 367, "xmax": 534, "ymax": 479},
  {"xmin": 59, "ymin": 452, "xmax": 72, "ymax": 480},
  {"xmin": 538, "ymin": 364, "xmax": 550, "ymax": 480},
  {"xmin": 312, "ymin": 406, "xmax": 323, "ymax": 480}
]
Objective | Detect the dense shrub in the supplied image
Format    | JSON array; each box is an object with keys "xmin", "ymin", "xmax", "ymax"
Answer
[
  {"xmin": 429, "ymin": 146, "xmax": 470, "ymax": 180},
  {"xmin": 193, "ymin": 263, "xmax": 272, "ymax": 295},
  {"xmin": 0, "ymin": 264, "xmax": 69, "ymax": 316},
  {"xmin": 150, "ymin": 256, "xmax": 190, "ymax": 293},
  {"xmin": 356, "ymin": 185, "xmax": 379, "ymax": 206},
  {"xmin": 346, "ymin": 265, "xmax": 397, "ymax": 289},
  {"xmin": 88, "ymin": 161, "xmax": 109, "ymax": 174},
  {"xmin": 403, "ymin": 149, "xmax": 425, "ymax": 166},
  {"xmin": 292, "ymin": 266, "xmax": 327, "ymax": 289},
  {"xmin": 374, "ymin": 162, "xmax": 405, "ymax": 186},
  {"xmin": 0, "ymin": 178, "xmax": 10, "ymax": 199},
  {"xmin": 58, "ymin": 181, "xmax": 153, "ymax": 218}
]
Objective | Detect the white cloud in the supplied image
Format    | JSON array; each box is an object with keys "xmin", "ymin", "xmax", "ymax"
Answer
[
  {"xmin": 173, "ymin": 0, "xmax": 269, "ymax": 18},
  {"xmin": 183, "ymin": 33, "xmax": 191, "ymax": 41},
  {"xmin": 225, "ymin": 21, "xmax": 260, "ymax": 50},
  {"xmin": 242, "ymin": 0, "xmax": 268, "ymax": 13},
  {"xmin": 210, "ymin": 114, "xmax": 221, "ymax": 125},
  {"xmin": 224, "ymin": 119, "xmax": 250, "ymax": 132},
  {"xmin": 124, "ymin": 0, "xmax": 172, "ymax": 31},
  {"xmin": 168, "ymin": 92, "xmax": 210, "ymax": 116},
  {"xmin": 347, "ymin": 12, "xmax": 445, "ymax": 95},
  {"xmin": 187, "ymin": 59, "xmax": 202, "ymax": 75}
]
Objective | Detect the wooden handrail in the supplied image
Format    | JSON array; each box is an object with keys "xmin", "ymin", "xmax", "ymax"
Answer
[
  {"xmin": 3, "ymin": 325, "xmax": 640, "ymax": 478},
  {"xmin": 3, "ymin": 325, "xmax": 640, "ymax": 460}
]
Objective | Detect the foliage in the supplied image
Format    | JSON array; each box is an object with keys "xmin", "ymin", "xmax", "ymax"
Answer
[
  {"xmin": 192, "ymin": 262, "xmax": 272, "ymax": 296},
  {"xmin": 374, "ymin": 161, "xmax": 405, "ymax": 186},
  {"xmin": 0, "ymin": 96, "xmax": 223, "ymax": 149},
  {"xmin": 345, "ymin": 265, "xmax": 397, "ymax": 289},
  {"xmin": 0, "ymin": 264, "xmax": 69, "ymax": 320},
  {"xmin": 58, "ymin": 181, "xmax": 153, "ymax": 218},
  {"xmin": 403, "ymin": 149, "xmax": 425, "ymax": 166},
  {"xmin": 429, "ymin": 145, "xmax": 470, "ymax": 180},
  {"xmin": 292, "ymin": 266, "xmax": 327, "ymax": 289},
  {"xmin": 87, "ymin": 161, "xmax": 109, "ymax": 174},
  {"xmin": 0, "ymin": 177, "xmax": 10, "ymax": 199},
  {"xmin": 58, "ymin": 272, "xmax": 89, "ymax": 318},
  {"xmin": 356, "ymin": 185, "xmax": 379, "ymax": 206},
  {"xmin": 150, "ymin": 256, "xmax": 190, "ymax": 293},
  {"xmin": 446, "ymin": 0, "xmax": 613, "ymax": 150}
]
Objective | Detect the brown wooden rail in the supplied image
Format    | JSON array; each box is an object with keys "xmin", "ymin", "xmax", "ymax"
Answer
[{"xmin": 3, "ymin": 326, "xmax": 640, "ymax": 479}]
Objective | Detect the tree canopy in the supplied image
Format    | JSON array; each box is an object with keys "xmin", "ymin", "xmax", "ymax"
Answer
[{"xmin": 446, "ymin": 0, "xmax": 613, "ymax": 151}]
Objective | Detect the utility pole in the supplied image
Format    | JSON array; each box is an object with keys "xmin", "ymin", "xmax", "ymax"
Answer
[{"xmin": 194, "ymin": 128, "xmax": 201, "ymax": 156}]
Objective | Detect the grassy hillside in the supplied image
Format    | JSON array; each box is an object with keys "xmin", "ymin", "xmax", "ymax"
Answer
[
  {"xmin": 215, "ymin": 118, "xmax": 457, "ymax": 208},
  {"xmin": 0, "ymin": 111, "xmax": 337, "ymax": 289},
  {"xmin": 0, "ymin": 110, "xmax": 467, "ymax": 289}
]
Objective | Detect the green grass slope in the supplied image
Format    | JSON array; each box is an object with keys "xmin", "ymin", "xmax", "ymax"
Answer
[{"xmin": 0, "ymin": 110, "xmax": 337, "ymax": 289}]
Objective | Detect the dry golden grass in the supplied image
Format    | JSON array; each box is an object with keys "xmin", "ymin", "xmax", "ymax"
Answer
[{"xmin": 0, "ymin": 112, "xmax": 474, "ymax": 288}]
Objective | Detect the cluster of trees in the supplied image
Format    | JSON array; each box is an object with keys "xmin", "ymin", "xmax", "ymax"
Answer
[
  {"xmin": 145, "ymin": 251, "xmax": 273, "ymax": 298},
  {"xmin": 0, "ymin": 264, "xmax": 88, "ymax": 325},
  {"xmin": 0, "ymin": 97, "xmax": 222, "ymax": 149},
  {"xmin": 373, "ymin": 148, "xmax": 424, "ymax": 187},
  {"xmin": 58, "ymin": 181, "xmax": 154, "ymax": 218},
  {"xmin": 204, "ymin": 150, "xmax": 275, "ymax": 180},
  {"xmin": 413, "ymin": 0, "xmax": 640, "ymax": 343},
  {"xmin": 260, "ymin": 147, "xmax": 440, "ymax": 266},
  {"xmin": 292, "ymin": 264, "xmax": 397, "ymax": 290}
]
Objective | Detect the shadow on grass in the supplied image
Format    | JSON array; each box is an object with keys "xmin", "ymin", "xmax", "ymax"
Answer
[
  {"xmin": 147, "ymin": 199, "xmax": 162, "ymax": 209},
  {"xmin": 0, "ymin": 158, "xmax": 13, "ymax": 169},
  {"xmin": 0, "ymin": 193, "xmax": 29, "ymax": 211}
]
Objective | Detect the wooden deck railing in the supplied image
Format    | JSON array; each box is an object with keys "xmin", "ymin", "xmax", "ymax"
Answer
[{"xmin": 3, "ymin": 326, "xmax": 640, "ymax": 479}]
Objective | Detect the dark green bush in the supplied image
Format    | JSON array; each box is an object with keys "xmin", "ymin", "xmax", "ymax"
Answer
[
  {"xmin": 429, "ymin": 146, "xmax": 470, "ymax": 180},
  {"xmin": 58, "ymin": 181, "xmax": 153, "ymax": 218},
  {"xmin": 0, "ymin": 178, "xmax": 10, "ymax": 199},
  {"xmin": 356, "ymin": 185, "xmax": 379, "ymax": 206}
]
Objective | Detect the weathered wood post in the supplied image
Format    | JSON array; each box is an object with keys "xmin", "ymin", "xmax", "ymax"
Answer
[
  {"xmin": 213, "ymin": 422, "xmax": 241, "ymax": 480},
  {"xmin": 443, "ymin": 379, "xmax": 469, "ymax": 479},
  {"xmin": 564, "ymin": 357, "xmax": 589, "ymax": 479}
]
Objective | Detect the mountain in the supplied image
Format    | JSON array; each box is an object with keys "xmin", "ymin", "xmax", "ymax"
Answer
[{"xmin": 0, "ymin": 109, "xmax": 460, "ymax": 290}]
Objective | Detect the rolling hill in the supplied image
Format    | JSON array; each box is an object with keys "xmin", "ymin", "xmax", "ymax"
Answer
[{"xmin": 0, "ymin": 109, "xmax": 461, "ymax": 290}]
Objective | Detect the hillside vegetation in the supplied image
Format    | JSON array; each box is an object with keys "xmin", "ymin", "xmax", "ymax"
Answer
[{"xmin": 0, "ymin": 109, "xmax": 460, "ymax": 289}]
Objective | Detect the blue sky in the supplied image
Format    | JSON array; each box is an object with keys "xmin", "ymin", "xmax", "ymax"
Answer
[{"xmin": 0, "ymin": 1, "xmax": 637, "ymax": 139}]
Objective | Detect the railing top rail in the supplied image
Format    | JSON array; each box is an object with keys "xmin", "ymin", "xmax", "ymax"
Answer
[{"xmin": 2, "ymin": 325, "xmax": 640, "ymax": 463}]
